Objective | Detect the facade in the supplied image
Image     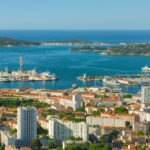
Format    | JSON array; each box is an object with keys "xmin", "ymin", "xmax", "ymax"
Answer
[
  {"xmin": 86, "ymin": 116, "xmax": 126, "ymax": 127},
  {"xmin": 59, "ymin": 95, "xmax": 81, "ymax": 111},
  {"xmin": 141, "ymin": 86, "xmax": 150, "ymax": 103},
  {"xmin": 1, "ymin": 130, "xmax": 17, "ymax": 146},
  {"xmin": 133, "ymin": 122, "xmax": 149, "ymax": 134},
  {"xmin": 101, "ymin": 112, "xmax": 140, "ymax": 125},
  {"xmin": 17, "ymin": 107, "xmax": 37, "ymax": 146},
  {"xmin": 100, "ymin": 126, "xmax": 129, "ymax": 135},
  {"xmin": 62, "ymin": 140, "xmax": 85, "ymax": 149},
  {"xmin": 49, "ymin": 118, "xmax": 89, "ymax": 141},
  {"xmin": 38, "ymin": 118, "xmax": 49, "ymax": 130}
]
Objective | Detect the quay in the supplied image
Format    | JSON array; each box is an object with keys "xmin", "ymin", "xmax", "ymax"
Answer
[{"xmin": 77, "ymin": 73, "xmax": 150, "ymax": 86}]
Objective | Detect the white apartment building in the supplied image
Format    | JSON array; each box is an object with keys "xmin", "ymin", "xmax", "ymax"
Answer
[
  {"xmin": 86, "ymin": 116, "xmax": 126, "ymax": 127},
  {"xmin": 141, "ymin": 86, "xmax": 150, "ymax": 103},
  {"xmin": 1, "ymin": 130, "xmax": 17, "ymax": 146},
  {"xmin": 49, "ymin": 118, "xmax": 89, "ymax": 141},
  {"xmin": 17, "ymin": 107, "xmax": 37, "ymax": 146},
  {"xmin": 59, "ymin": 95, "xmax": 81, "ymax": 111}
]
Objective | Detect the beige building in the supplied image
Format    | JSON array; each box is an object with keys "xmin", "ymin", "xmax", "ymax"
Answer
[
  {"xmin": 86, "ymin": 115, "xmax": 126, "ymax": 127},
  {"xmin": 49, "ymin": 118, "xmax": 89, "ymax": 141}
]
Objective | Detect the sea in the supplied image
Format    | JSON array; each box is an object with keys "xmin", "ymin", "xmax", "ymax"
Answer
[{"xmin": 0, "ymin": 30, "xmax": 150, "ymax": 94}]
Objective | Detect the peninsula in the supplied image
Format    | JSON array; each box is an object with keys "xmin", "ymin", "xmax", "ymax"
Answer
[
  {"xmin": 69, "ymin": 43, "xmax": 150, "ymax": 56},
  {"xmin": 69, "ymin": 46, "xmax": 107, "ymax": 51},
  {"xmin": 1, "ymin": 37, "xmax": 150, "ymax": 56},
  {"xmin": 108, "ymin": 43, "xmax": 150, "ymax": 56},
  {"xmin": 0, "ymin": 37, "xmax": 123, "ymax": 47},
  {"xmin": 0, "ymin": 37, "xmax": 40, "ymax": 47}
]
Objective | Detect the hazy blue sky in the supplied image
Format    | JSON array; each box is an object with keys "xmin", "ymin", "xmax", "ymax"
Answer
[{"xmin": 0, "ymin": 0, "xmax": 150, "ymax": 29}]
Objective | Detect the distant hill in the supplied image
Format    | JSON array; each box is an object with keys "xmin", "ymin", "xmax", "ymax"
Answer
[
  {"xmin": 0, "ymin": 38, "xmax": 93, "ymax": 47},
  {"xmin": 109, "ymin": 43, "xmax": 150, "ymax": 56},
  {"xmin": 40, "ymin": 39, "xmax": 92, "ymax": 44},
  {"xmin": 0, "ymin": 37, "xmax": 40, "ymax": 47},
  {"xmin": 69, "ymin": 46, "xmax": 107, "ymax": 51}
]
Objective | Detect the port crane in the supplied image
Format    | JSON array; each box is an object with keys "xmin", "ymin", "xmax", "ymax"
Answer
[{"xmin": 18, "ymin": 53, "xmax": 23, "ymax": 72}]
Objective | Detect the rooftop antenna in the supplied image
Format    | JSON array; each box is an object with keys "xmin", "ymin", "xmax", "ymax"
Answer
[{"xmin": 18, "ymin": 53, "xmax": 23, "ymax": 72}]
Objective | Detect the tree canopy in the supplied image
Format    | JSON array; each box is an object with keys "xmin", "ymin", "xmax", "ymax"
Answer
[
  {"xmin": 30, "ymin": 139, "xmax": 42, "ymax": 150},
  {"xmin": 114, "ymin": 107, "xmax": 128, "ymax": 114}
]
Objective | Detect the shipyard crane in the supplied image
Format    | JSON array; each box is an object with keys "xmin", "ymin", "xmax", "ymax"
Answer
[{"xmin": 18, "ymin": 53, "xmax": 23, "ymax": 72}]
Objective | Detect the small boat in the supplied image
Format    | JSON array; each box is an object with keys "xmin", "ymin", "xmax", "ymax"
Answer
[
  {"xmin": 72, "ymin": 84, "xmax": 77, "ymax": 89},
  {"xmin": 112, "ymin": 88, "xmax": 122, "ymax": 93},
  {"xmin": 142, "ymin": 65, "xmax": 150, "ymax": 72},
  {"xmin": 103, "ymin": 78, "xmax": 121, "ymax": 86}
]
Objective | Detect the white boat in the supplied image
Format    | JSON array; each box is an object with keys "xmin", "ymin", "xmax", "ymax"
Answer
[
  {"xmin": 103, "ymin": 78, "xmax": 121, "ymax": 86},
  {"xmin": 142, "ymin": 65, "xmax": 150, "ymax": 72},
  {"xmin": 72, "ymin": 84, "xmax": 77, "ymax": 89},
  {"xmin": 112, "ymin": 88, "xmax": 122, "ymax": 92}
]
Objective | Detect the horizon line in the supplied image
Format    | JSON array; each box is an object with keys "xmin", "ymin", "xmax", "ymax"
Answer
[{"xmin": 0, "ymin": 29, "xmax": 150, "ymax": 30}]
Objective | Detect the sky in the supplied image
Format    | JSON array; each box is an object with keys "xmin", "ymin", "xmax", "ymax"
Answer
[{"xmin": 0, "ymin": 0, "xmax": 150, "ymax": 30}]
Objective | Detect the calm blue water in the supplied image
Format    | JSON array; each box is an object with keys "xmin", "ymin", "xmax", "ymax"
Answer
[{"xmin": 0, "ymin": 30, "xmax": 150, "ymax": 93}]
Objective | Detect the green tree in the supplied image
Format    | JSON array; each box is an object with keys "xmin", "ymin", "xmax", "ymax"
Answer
[
  {"xmin": 30, "ymin": 139, "xmax": 42, "ymax": 150},
  {"xmin": 67, "ymin": 136, "xmax": 82, "ymax": 141},
  {"xmin": 0, "ymin": 117, "xmax": 7, "ymax": 121},
  {"xmin": 125, "ymin": 121, "xmax": 130, "ymax": 127},
  {"xmin": 137, "ymin": 144, "xmax": 146, "ymax": 150},
  {"xmin": 100, "ymin": 136, "xmax": 108, "ymax": 144},
  {"xmin": 109, "ymin": 130, "xmax": 119, "ymax": 138},
  {"xmin": 65, "ymin": 145, "xmax": 83, "ymax": 150},
  {"xmin": 11, "ymin": 128, "xmax": 17, "ymax": 135},
  {"xmin": 89, "ymin": 143, "xmax": 104, "ymax": 150},
  {"xmin": 56, "ymin": 146, "xmax": 63, "ymax": 150},
  {"xmin": 114, "ymin": 107, "xmax": 128, "ymax": 114},
  {"xmin": 92, "ymin": 109, "xmax": 104, "ymax": 115},
  {"xmin": 122, "ymin": 94, "xmax": 132, "ymax": 98},
  {"xmin": 47, "ymin": 141, "xmax": 57, "ymax": 149},
  {"xmin": 0, "ymin": 138, "xmax": 3, "ymax": 150},
  {"xmin": 37, "ymin": 123, "xmax": 48, "ymax": 136},
  {"xmin": 137, "ymin": 131, "xmax": 144, "ymax": 136},
  {"xmin": 41, "ymin": 134, "xmax": 49, "ymax": 139},
  {"xmin": 102, "ymin": 144, "xmax": 112, "ymax": 150}
]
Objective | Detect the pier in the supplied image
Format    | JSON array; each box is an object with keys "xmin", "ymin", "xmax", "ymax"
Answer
[{"xmin": 77, "ymin": 73, "xmax": 150, "ymax": 86}]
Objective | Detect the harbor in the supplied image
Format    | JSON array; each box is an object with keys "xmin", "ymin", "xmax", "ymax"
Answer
[
  {"xmin": 77, "ymin": 73, "xmax": 150, "ymax": 86},
  {"xmin": 0, "ymin": 55, "xmax": 58, "ymax": 82}
]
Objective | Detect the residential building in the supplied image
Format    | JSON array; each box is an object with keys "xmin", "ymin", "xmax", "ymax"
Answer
[
  {"xmin": 86, "ymin": 116, "xmax": 126, "ymax": 127},
  {"xmin": 141, "ymin": 86, "xmax": 150, "ymax": 103},
  {"xmin": 59, "ymin": 95, "xmax": 81, "ymax": 111},
  {"xmin": 17, "ymin": 107, "xmax": 37, "ymax": 146},
  {"xmin": 133, "ymin": 122, "xmax": 149, "ymax": 134},
  {"xmin": 1, "ymin": 130, "xmax": 17, "ymax": 146},
  {"xmin": 49, "ymin": 118, "xmax": 89, "ymax": 141}
]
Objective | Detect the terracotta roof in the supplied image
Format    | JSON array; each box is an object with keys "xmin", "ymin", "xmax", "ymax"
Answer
[
  {"xmin": 0, "ymin": 90, "xmax": 17, "ymax": 95},
  {"xmin": 100, "ymin": 126, "xmax": 129, "ymax": 129},
  {"xmin": 41, "ymin": 89, "xmax": 66, "ymax": 93},
  {"xmin": 56, "ymin": 108, "xmax": 72, "ymax": 112},
  {"xmin": 39, "ymin": 119, "xmax": 48, "ymax": 123},
  {"xmin": 3, "ymin": 120, "xmax": 17, "ymax": 124},
  {"xmin": 19, "ymin": 86, "xmax": 30, "ymax": 91},
  {"xmin": 101, "ymin": 98, "xmax": 118, "ymax": 101},
  {"xmin": 20, "ymin": 147, "xmax": 32, "ymax": 150},
  {"xmin": 51, "ymin": 103, "xmax": 62, "ymax": 107}
]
